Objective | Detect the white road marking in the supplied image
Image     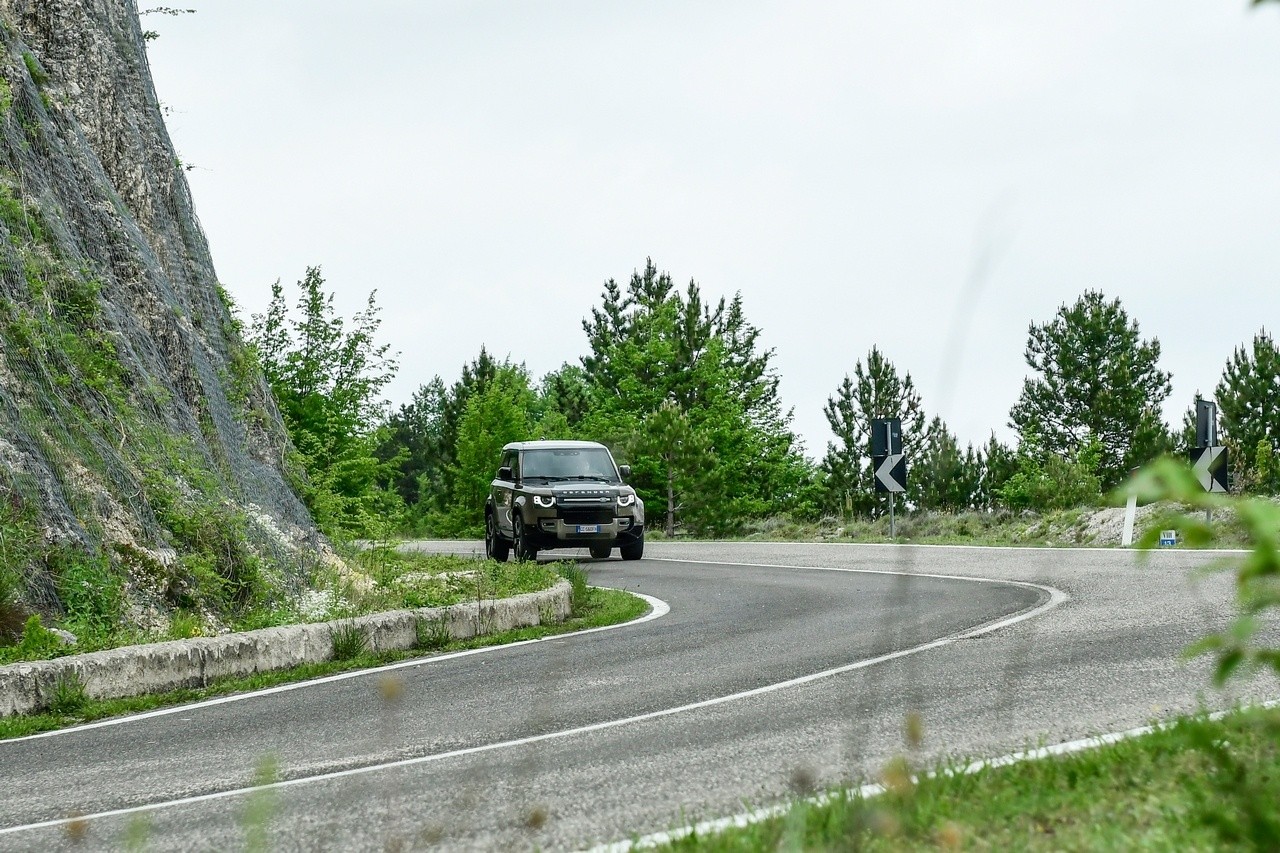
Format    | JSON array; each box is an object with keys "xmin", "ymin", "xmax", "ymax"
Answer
[
  {"xmin": 586, "ymin": 699, "xmax": 1280, "ymax": 853},
  {"xmin": 645, "ymin": 539, "xmax": 1250, "ymax": 554},
  {"xmin": 1, "ymin": 590, "xmax": 669, "ymax": 745},
  {"xmin": 0, "ymin": 565, "xmax": 1065, "ymax": 838}
]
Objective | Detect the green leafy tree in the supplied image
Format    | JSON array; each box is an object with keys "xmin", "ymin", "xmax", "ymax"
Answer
[
  {"xmin": 997, "ymin": 434, "xmax": 1103, "ymax": 511},
  {"xmin": 249, "ymin": 266, "xmax": 401, "ymax": 536},
  {"xmin": 435, "ymin": 365, "xmax": 535, "ymax": 536},
  {"xmin": 1215, "ymin": 329, "xmax": 1280, "ymax": 494},
  {"xmin": 1256, "ymin": 439, "xmax": 1276, "ymax": 495},
  {"xmin": 821, "ymin": 346, "xmax": 929, "ymax": 516},
  {"xmin": 378, "ymin": 347, "xmax": 532, "ymax": 529},
  {"xmin": 1009, "ymin": 290, "xmax": 1172, "ymax": 491}
]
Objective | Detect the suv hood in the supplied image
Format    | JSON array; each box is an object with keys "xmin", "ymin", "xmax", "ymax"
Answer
[{"xmin": 548, "ymin": 484, "xmax": 627, "ymax": 500}]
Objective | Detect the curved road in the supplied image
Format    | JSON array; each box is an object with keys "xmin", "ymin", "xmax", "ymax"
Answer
[{"xmin": 0, "ymin": 541, "xmax": 1270, "ymax": 851}]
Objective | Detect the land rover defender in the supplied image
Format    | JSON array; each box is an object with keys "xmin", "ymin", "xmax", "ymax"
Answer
[{"xmin": 484, "ymin": 440, "xmax": 645, "ymax": 561}]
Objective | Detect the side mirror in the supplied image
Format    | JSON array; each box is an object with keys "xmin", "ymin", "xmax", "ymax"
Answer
[
  {"xmin": 618, "ymin": 464, "xmax": 631, "ymax": 480},
  {"xmin": 497, "ymin": 466, "xmax": 513, "ymax": 482}
]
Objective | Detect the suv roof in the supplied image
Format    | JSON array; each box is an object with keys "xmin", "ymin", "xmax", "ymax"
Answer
[{"xmin": 501, "ymin": 440, "xmax": 608, "ymax": 452}]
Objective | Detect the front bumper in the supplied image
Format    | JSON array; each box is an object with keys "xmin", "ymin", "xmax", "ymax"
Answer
[{"xmin": 531, "ymin": 515, "xmax": 642, "ymax": 547}]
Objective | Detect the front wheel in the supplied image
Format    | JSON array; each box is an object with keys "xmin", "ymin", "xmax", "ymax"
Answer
[
  {"xmin": 589, "ymin": 543, "xmax": 612, "ymax": 559},
  {"xmin": 619, "ymin": 533, "xmax": 644, "ymax": 561},
  {"xmin": 485, "ymin": 512, "xmax": 509, "ymax": 562},
  {"xmin": 513, "ymin": 516, "xmax": 537, "ymax": 562}
]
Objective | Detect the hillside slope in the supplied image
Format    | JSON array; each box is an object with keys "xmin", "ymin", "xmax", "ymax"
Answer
[{"xmin": 0, "ymin": 0, "xmax": 320, "ymax": 637}]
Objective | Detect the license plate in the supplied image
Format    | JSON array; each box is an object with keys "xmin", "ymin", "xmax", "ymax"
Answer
[{"xmin": 576, "ymin": 524, "xmax": 599, "ymax": 534}]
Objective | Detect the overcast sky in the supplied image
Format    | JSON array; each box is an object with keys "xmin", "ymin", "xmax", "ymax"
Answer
[{"xmin": 145, "ymin": 2, "xmax": 1280, "ymax": 459}]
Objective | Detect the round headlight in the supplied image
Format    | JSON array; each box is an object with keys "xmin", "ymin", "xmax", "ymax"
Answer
[
  {"xmin": 532, "ymin": 494, "xmax": 556, "ymax": 508},
  {"xmin": 617, "ymin": 493, "xmax": 636, "ymax": 507}
]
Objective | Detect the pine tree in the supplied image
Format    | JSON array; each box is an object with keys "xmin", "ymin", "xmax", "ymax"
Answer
[
  {"xmin": 538, "ymin": 363, "xmax": 592, "ymax": 431},
  {"xmin": 378, "ymin": 348, "xmax": 534, "ymax": 527},
  {"xmin": 1009, "ymin": 290, "xmax": 1171, "ymax": 490},
  {"xmin": 821, "ymin": 347, "xmax": 929, "ymax": 516},
  {"xmin": 977, "ymin": 434, "xmax": 1017, "ymax": 510},
  {"xmin": 439, "ymin": 366, "xmax": 535, "ymax": 536},
  {"xmin": 579, "ymin": 259, "xmax": 810, "ymax": 532},
  {"xmin": 1215, "ymin": 329, "xmax": 1280, "ymax": 493},
  {"xmin": 377, "ymin": 378, "xmax": 447, "ymax": 507},
  {"xmin": 635, "ymin": 400, "xmax": 719, "ymax": 536},
  {"xmin": 915, "ymin": 417, "xmax": 981, "ymax": 511}
]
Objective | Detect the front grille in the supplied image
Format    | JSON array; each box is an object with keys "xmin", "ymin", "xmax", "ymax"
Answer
[{"xmin": 559, "ymin": 508, "xmax": 614, "ymax": 525}]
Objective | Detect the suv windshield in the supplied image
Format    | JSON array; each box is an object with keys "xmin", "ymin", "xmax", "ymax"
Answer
[{"xmin": 522, "ymin": 448, "xmax": 618, "ymax": 482}]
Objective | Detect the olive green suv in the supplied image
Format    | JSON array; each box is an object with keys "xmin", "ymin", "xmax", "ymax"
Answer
[{"xmin": 484, "ymin": 440, "xmax": 645, "ymax": 561}]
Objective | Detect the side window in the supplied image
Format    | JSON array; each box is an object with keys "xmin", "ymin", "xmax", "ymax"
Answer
[
  {"xmin": 499, "ymin": 451, "xmax": 517, "ymax": 480},
  {"xmin": 510, "ymin": 451, "xmax": 521, "ymax": 481}
]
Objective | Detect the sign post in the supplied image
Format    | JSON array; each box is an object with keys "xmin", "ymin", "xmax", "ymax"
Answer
[{"xmin": 872, "ymin": 418, "xmax": 906, "ymax": 538}]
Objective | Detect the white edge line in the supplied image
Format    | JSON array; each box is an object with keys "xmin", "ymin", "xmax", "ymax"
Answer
[
  {"xmin": 644, "ymin": 539, "xmax": 1252, "ymax": 554},
  {"xmin": 650, "ymin": 556, "xmax": 1073, "ymax": 597},
  {"xmin": 589, "ymin": 698, "xmax": 1280, "ymax": 853},
  {"xmin": 409, "ymin": 539, "xmax": 1251, "ymax": 555},
  {"xmin": 0, "ymin": 566, "xmax": 1063, "ymax": 837},
  {"xmin": 1, "ymin": 590, "xmax": 669, "ymax": 746}
]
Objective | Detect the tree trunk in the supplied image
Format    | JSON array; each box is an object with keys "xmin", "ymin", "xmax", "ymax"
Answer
[{"xmin": 665, "ymin": 457, "xmax": 676, "ymax": 536}]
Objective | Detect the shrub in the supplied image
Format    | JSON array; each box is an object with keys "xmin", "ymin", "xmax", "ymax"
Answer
[
  {"xmin": 48, "ymin": 671, "xmax": 87, "ymax": 715},
  {"xmin": 168, "ymin": 610, "xmax": 204, "ymax": 639},
  {"xmin": 21, "ymin": 53, "xmax": 48, "ymax": 86},
  {"xmin": 329, "ymin": 621, "xmax": 368, "ymax": 661},
  {"xmin": 414, "ymin": 615, "xmax": 451, "ymax": 651},
  {"xmin": 0, "ymin": 614, "xmax": 64, "ymax": 663},
  {"xmin": 49, "ymin": 548, "xmax": 122, "ymax": 642},
  {"xmin": 557, "ymin": 564, "xmax": 589, "ymax": 616},
  {"xmin": 998, "ymin": 440, "xmax": 1103, "ymax": 511}
]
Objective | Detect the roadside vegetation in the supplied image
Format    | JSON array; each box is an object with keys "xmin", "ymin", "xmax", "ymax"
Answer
[
  {"xmin": 0, "ymin": 573, "xmax": 646, "ymax": 740},
  {"xmin": 718, "ymin": 501, "xmax": 1261, "ymax": 549},
  {"xmin": 660, "ymin": 705, "xmax": 1280, "ymax": 851},
  {"xmin": 0, "ymin": 549, "xmax": 560, "ymax": 665}
]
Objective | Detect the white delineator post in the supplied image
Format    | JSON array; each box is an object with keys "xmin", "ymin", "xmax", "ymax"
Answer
[{"xmin": 1121, "ymin": 491, "xmax": 1138, "ymax": 547}]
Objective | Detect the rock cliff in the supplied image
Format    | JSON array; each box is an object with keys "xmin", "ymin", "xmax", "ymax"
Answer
[{"xmin": 0, "ymin": 0, "xmax": 319, "ymax": 636}]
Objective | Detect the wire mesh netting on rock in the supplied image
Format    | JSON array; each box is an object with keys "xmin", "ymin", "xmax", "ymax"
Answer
[{"xmin": 0, "ymin": 0, "xmax": 322, "ymax": 634}]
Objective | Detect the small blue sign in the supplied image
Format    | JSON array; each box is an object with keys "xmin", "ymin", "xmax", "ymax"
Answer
[{"xmin": 1159, "ymin": 530, "xmax": 1177, "ymax": 547}]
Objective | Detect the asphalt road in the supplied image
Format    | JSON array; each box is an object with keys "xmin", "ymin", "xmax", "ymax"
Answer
[{"xmin": 0, "ymin": 541, "xmax": 1272, "ymax": 851}]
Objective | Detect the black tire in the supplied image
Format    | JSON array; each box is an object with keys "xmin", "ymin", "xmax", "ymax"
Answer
[
  {"xmin": 619, "ymin": 533, "xmax": 644, "ymax": 561},
  {"xmin": 485, "ymin": 511, "xmax": 509, "ymax": 562},
  {"xmin": 513, "ymin": 516, "xmax": 537, "ymax": 562},
  {"xmin": 589, "ymin": 543, "xmax": 612, "ymax": 559}
]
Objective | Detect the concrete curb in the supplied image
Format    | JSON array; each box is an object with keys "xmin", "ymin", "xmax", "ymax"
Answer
[{"xmin": 0, "ymin": 579, "xmax": 572, "ymax": 717}]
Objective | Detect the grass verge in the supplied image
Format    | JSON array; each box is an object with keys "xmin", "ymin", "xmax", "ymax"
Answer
[
  {"xmin": 0, "ymin": 585, "xmax": 647, "ymax": 741},
  {"xmin": 660, "ymin": 705, "xmax": 1280, "ymax": 851},
  {"xmin": 666, "ymin": 502, "xmax": 1264, "ymax": 549},
  {"xmin": 0, "ymin": 551, "xmax": 560, "ymax": 665}
]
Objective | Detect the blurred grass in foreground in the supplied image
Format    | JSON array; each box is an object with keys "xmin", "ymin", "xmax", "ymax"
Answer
[{"xmin": 662, "ymin": 706, "xmax": 1280, "ymax": 851}]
